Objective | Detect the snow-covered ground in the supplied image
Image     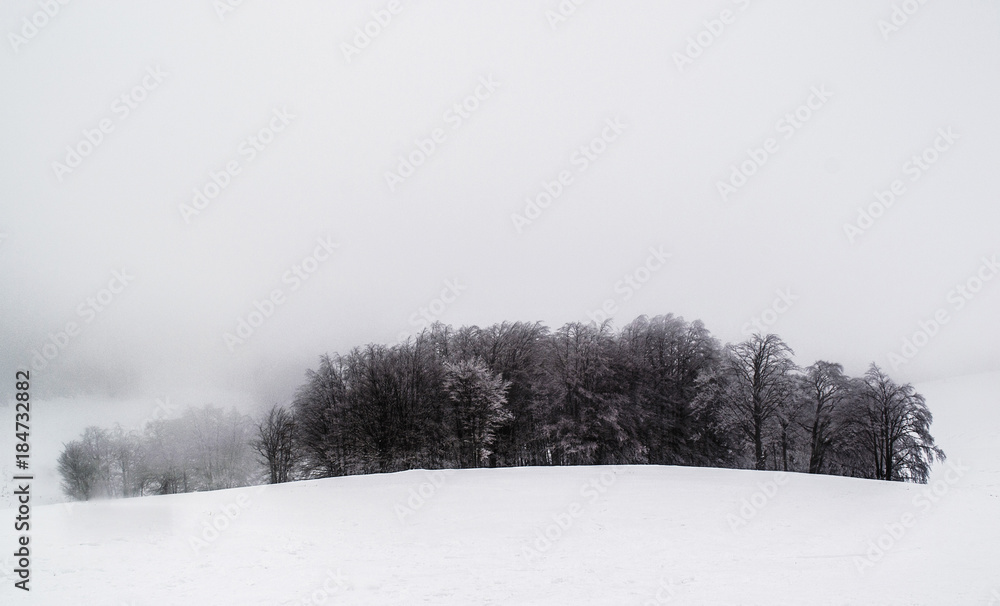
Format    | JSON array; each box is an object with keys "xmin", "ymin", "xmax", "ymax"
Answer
[{"xmin": 2, "ymin": 372, "xmax": 998, "ymax": 605}]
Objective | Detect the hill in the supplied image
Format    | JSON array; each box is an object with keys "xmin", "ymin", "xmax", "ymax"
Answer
[{"xmin": 2, "ymin": 372, "xmax": 998, "ymax": 605}]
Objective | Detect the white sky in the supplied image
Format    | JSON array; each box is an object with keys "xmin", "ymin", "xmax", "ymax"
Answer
[{"xmin": 1, "ymin": 1, "xmax": 999, "ymax": 491}]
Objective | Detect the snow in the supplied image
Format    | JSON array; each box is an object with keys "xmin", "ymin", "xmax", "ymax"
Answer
[{"xmin": 2, "ymin": 372, "xmax": 999, "ymax": 605}]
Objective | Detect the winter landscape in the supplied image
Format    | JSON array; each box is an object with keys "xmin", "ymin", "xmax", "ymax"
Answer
[
  {"xmin": 2, "ymin": 0, "xmax": 1000, "ymax": 604},
  {"xmin": 0, "ymin": 371, "xmax": 996, "ymax": 604}
]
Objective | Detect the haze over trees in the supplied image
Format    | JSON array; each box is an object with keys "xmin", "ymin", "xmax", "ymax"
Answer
[
  {"xmin": 57, "ymin": 315, "xmax": 946, "ymax": 501},
  {"xmin": 58, "ymin": 405, "xmax": 256, "ymax": 500}
]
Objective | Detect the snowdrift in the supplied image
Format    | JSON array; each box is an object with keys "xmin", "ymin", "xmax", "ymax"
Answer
[{"xmin": 2, "ymin": 372, "xmax": 997, "ymax": 605}]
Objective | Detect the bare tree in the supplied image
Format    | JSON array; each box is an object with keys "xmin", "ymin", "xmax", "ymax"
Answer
[
  {"xmin": 293, "ymin": 353, "xmax": 351, "ymax": 477},
  {"xmin": 252, "ymin": 404, "xmax": 298, "ymax": 483},
  {"xmin": 719, "ymin": 334, "xmax": 797, "ymax": 470},
  {"xmin": 108, "ymin": 424, "xmax": 143, "ymax": 497},
  {"xmin": 799, "ymin": 361, "xmax": 849, "ymax": 474},
  {"xmin": 851, "ymin": 364, "xmax": 945, "ymax": 482}
]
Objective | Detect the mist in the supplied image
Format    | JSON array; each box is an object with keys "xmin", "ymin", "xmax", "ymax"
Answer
[{"xmin": 2, "ymin": 1, "xmax": 999, "ymax": 504}]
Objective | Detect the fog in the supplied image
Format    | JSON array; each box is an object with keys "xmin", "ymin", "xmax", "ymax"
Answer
[{"xmin": 1, "ymin": 1, "xmax": 999, "ymax": 502}]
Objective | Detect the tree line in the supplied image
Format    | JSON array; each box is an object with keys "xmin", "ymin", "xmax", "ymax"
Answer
[
  {"xmin": 57, "ymin": 315, "xmax": 946, "ymax": 501},
  {"xmin": 287, "ymin": 317, "xmax": 944, "ymax": 483}
]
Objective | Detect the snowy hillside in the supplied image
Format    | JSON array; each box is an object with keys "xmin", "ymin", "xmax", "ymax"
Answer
[{"xmin": 3, "ymin": 372, "xmax": 998, "ymax": 605}]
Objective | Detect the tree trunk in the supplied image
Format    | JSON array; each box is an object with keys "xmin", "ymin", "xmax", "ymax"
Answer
[{"xmin": 754, "ymin": 424, "xmax": 765, "ymax": 471}]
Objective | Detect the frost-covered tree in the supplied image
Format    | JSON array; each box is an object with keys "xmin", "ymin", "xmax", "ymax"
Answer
[
  {"xmin": 185, "ymin": 405, "xmax": 255, "ymax": 490},
  {"xmin": 446, "ymin": 321, "xmax": 550, "ymax": 467},
  {"xmin": 107, "ymin": 424, "xmax": 144, "ymax": 497},
  {"xmin": 799, "ymin": 361, "xmax": 850, "ymax": 474},
  {"xmin": 141, "ymin": 416, "xmax": 189, "ymax": 494},
  {"xmin": 544, "ymin": 322, "xmax": 643, "ymax": 465},
  {"xmin": 442, "ymin": 358, "xmax": 511, "ymax": 467},
  {"xmin": 57, "ymin": 440, "xmax": 100, "ymax": 501},
  {"xmin": 617, "ymin": 315, "xmax": 723, "ymax": 466},
  {"xmin": 58, "ymin": 404, "xmax": 256, "ymax": 498},
  {"xmin": 57, "ymin": 425, "xmax": 143, "ymax": 500}
]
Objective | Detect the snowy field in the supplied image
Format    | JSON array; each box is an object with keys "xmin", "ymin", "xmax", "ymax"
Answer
[{"xmin": 2, "ymin": 371, "xmax": 998, "ymax": 605}]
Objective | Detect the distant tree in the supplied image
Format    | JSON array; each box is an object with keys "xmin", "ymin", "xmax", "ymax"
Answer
[
  {"xmin": 141, "ymin": 417, "xmax": 188, "ymax": 494},
  {"xmin": 58, "ymin": 314, "xmax": 950, "ymax": 501},
  {"xmin": 185, "ymin": 405, "xmax": 255, "ymax": 490},
  {"xmin": 57, "ymin": 425, "xmax": 137, "ymax": 500},
  {"xmin": 57, "ymin": 440, "xmax": 99, "ymax": 501},
  {"xmin": 849, "ymin": 364, "xmax": 945, "ymax": 482},
  {"xmin": 107, "ymin": 424, "xmax": 144, "ymax": 497},
  {"xmin": 253, "ymin": 404, "xmax": 298, "ymax": 483},
  {"xmin": 716, "ymin": 334, "xmax": 798, "ymax": 470},
  {"xmin": 441, "ymin": 358, "xmax": 511, "ymax": 467}
]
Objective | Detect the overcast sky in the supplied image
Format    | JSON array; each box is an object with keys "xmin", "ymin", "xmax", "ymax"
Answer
[{"xmin": 2, "ymin": 1, "xmax": 999, "ymax": 500}]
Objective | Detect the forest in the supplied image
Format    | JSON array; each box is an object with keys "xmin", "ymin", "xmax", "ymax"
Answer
[{"xmin": 57, "ymin": 315, "xmax": 945, "ymax": 500}]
